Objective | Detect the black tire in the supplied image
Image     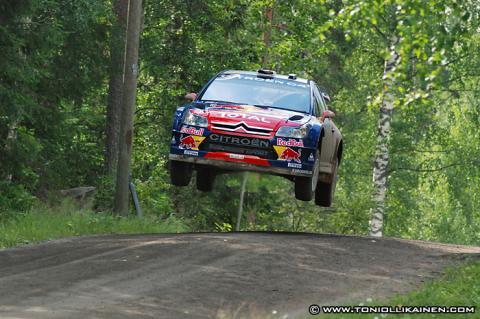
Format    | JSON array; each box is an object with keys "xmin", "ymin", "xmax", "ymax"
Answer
[
  {"xmin": 294, "ymin": 150, "xmax": 320, "ymax": 201},
  {"xmin": 196, "ymin": 166, "xmax": 216, "ymax": 192},
  {"xmin": 169, "ymin": 160, "xmax": 192, "ymax": 186},
  {"xmin": 315, "ymin": 161, "xmax": 338, "ymax": 207},
  {"xmin": 294, "ymin": 176, "xmax": 314, "ymax": 201}
]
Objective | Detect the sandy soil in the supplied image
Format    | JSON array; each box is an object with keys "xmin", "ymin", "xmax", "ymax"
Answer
[{"xmin": 0, "ymin": 232, "xmax": 479, "ymax": 319}]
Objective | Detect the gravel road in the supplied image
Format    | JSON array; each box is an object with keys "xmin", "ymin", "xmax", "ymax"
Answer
[{"xmin": 1, "ymin": 232, "xmax": 479, "ymax": 319}]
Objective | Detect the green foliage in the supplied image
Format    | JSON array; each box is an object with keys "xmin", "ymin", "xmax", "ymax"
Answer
[
  {"xmin": 0, "ymin": 182, "xmax": 36, "ymax": 220},
  {"xmin": 94, "ymin": 176, "xmax": 116, "ymax": 212},
  {"xmin": 0, "ymin": 0, "xmax": 109, "ymax": 190},
  {"xmin": 319, "ymin": 260, "xmax": 480, "ymax": 319},
  {"xmin": 215, "ymin": 222, "xmax": 233, "ymax": 232},
  {"xmin": 135, "ymin": 160, "xmax": 173, "ymax": 216},
  {"xmin": 0, "ymin": 203, "xmax": 189, "ymax": 248}
]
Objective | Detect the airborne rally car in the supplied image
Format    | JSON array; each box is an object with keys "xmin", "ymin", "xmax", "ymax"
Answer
[{"xmin": 169, "ymin": 69, "xmax": 343, "ymax": 206}]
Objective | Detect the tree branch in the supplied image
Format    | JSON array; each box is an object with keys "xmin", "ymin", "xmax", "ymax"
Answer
[{"xmin": 391, "ymin": 161, "xmax": 480, "ymax": 173}]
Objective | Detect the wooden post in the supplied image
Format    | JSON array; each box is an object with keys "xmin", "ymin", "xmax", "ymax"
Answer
[
  {"xmin": 262, "ymin": 7, "xmax": 274, "ymax": 68},
  {"xmin": 114, "ymin": 0, "xmax": 142, "ymax": 216},
  {"xmin": 105, "ymin": 0, "xmax": 128, "ymax": 176},
  {"xmin": 235, "ymin": 173, "xmax": 248, "ymax": 231}
]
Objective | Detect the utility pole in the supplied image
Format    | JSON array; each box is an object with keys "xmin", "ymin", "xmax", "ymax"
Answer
[
  {"xmin": 235, "ymin": 173, "xmax": 248, "ymax": 231},
  {"xmin": 114, "ymin": 0, "xmax": 142, "ymax": 216},
  {"xmin": 105, "ymin": 0, "xmax": 128, "ymax": 176},
  {"xmin": 262, "ymin": 7, "xmax": 274, "ymax": 69}
]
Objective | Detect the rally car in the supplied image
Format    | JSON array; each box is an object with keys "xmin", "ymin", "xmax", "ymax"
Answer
[{"xmin": 168, "ymin": 69, "xmax": 343, "ymax": 207}]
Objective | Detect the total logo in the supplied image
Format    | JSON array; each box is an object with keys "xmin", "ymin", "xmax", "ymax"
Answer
[
  {"xmin": 276, "ymin": 138, "xmax": 304, "ymax": 147},
  {"xmin": 218, "ymin": 112, "xmax": 270, "ymax": 123},
  {"xmin": 273, "ymin": 146, "xmax": 302, "ymax": 163},
  {"xmin": 180, "ymin": 126, "xmax": 204, "ymax": 136}
]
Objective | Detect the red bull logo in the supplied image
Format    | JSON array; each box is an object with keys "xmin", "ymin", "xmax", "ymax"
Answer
[
  {"xmin": 179, "ymin": 135, "xmax": 196, "ymax": 149},
  {"xmin": 277, "ymin": 138, "xmax": 304, "ymax": 147},
  {"xmin": 180, "ymin": 126, "xmax": 204, "ymax": 136},
  {"xmin": 279, "ymin": 147, "xmax": 302, "ymax": 163}
]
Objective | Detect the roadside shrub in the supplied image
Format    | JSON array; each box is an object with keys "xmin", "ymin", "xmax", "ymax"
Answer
[
  {"xmin": 0, "ymin": 182, "xmax": 36, "ymax": 220},
  {"xmin": 94, "ymin": 175, "xmax": 115, "ymax": 212},
  {"xmin": 136, "ymin": 161, "xmax": 173, "ymax": 216}
]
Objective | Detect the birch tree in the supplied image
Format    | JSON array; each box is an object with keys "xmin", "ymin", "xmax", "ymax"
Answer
[
  {"xmin": 327, "ymin": 0, "xmax": 473, "ymax": 236},
  {"xmin": 370, "ymin": 38, "xmax": 399, "ymax": 237}
]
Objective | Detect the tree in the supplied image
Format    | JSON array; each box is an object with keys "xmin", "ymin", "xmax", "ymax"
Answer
[
  {"xmin": 370, "ymin": 37, "xmax": 399, "ymax": 237},
  {"xmin": 114, "ymin": 0, "xmax": 143, "ymax": 216},
  {"xmin": 105, "ymin": 0, "xmax": 129, "ymax": 175}
]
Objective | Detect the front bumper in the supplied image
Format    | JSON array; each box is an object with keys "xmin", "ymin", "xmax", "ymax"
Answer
[{"xmin": 169, "ymin": 149, "xmax": 314, "ymax": 177}]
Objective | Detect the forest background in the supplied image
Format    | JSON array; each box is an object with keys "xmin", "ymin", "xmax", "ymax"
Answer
[{"xmin": 1, "ymin": 0, "xmax": 479, "ymax": 246}]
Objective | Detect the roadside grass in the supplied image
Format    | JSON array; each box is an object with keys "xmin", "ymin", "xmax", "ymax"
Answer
[
  {"xmin": 314, "ymin": 260, "xmax": 480, "ymax": 319},
  {"xmin": 0, "ymin": 203, "xmax": 188, "ymax": 248}
]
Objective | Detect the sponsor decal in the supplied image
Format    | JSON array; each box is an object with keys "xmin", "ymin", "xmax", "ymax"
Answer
[
  {"xmin": 229, "ymin": 154, "xmax": 245, "ymax": 159},
  {"xmin": 179, "ymin": 135, "xmax": 206, "ymax": 150},
  {"xmin": 288, "ymin": 162, "xmax": 302, "ymax": 169},
  {"xmin": 180, "ymin": 126, "xmax": 204, "ymax": 136},
  {"xmin": 292, "ymin": 169, "xmax": 313, "ymax": 175},
  {"xmin": 210, "ymin": 134, "xmax": 269, "ymax": 148},
  {"xmin": 217, "ymin": 74, "xmax": 308, "ymax": 88},
  {"xmin": 218, "ymin": 112, "xmax": 270, "ymax": 123},
  {"xmin": 308, "ymin": 153, "xmax": 314, "ymax": 161},
  {"xmin": 277, "ymin": 138, "xmax": 304, "ymax": 147},
  {"xmin": 184, "ymin": 150, "xmax": 198, "ymax": 156},
  {"xmin": 273, "ymin": 146, "xmax": 302, "ymax": 163}
]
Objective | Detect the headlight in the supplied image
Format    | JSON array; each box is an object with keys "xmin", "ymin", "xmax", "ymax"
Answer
[
  {"xmin": 183, "ymin": 111, "xmax": 208, "ymax": 127},
  {"xmin": 276, "ymin": 124, "xmax": 310, "ymax": 138}
]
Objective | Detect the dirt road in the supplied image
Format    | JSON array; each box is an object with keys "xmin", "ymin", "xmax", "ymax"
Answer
[{"xmin": 0, "ymin": 232, "xmax": 479, "ymax": 319}]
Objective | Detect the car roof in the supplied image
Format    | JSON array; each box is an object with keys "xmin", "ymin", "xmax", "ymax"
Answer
[{"xmin": 221, "ymin": 70, "xmax": 310, "ymax": 85}]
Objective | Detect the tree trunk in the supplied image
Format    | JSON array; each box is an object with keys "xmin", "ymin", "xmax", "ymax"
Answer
[
  {"xmin": 105, "ymin": 0, "xmax": 128, "ymax": 175},
  {"xmin": 4, "ymin": 121, "xmax": 18, "ymax": 181},
  {"xmin": 114, "ymin": 0, "xmax": 143, "ymax": 216},
  {"xmin": 369, "ymin": 38, "xmax": 399, "ymax": 237},
  {"xmin": 262, "ymin": 7, "xmax": 273, "ymax": 69}
]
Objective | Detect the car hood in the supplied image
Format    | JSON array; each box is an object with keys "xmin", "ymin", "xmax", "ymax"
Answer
[{"xmin": 191, "ymin": 103, "xmax": 311, "ymax": 136}]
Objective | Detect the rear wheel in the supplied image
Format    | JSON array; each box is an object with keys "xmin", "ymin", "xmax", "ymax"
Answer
[
  {"xmin": 196, "ymin": 166, "xmax": 216, "ymax": 192},
  {"xmin": 169, "ymin": 160, "xmax": 192, "ymax": 186},
  {"xmin": 294, "ymin": 150, "xmax": 320, "ymax": 201},
  {"xmin": 315, "ymin": 160, "xmax": 338, "ymax": 207}
]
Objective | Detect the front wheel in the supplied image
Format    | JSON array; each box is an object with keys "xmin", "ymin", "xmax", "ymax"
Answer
[
  {"xmin": 294, "ymin": 176, "xmax": 314, "ymax": 201},
  {"xmin": 170, "ymin": 160, "xmax": 192, "ymax": 186},
  {"xmin": 315, "ymin": 161, "xmax": 338, "ymax": 207},
  {"xmin": 294, "ymin": 150, "xmax": 320, "ymax": 201},
  {"xmin": 196, "ymin": 166, "xmax": 216, "ymax": 192}
]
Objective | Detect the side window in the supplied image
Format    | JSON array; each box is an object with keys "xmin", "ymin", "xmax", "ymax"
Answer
[
  {"xmin": 312, "ymin": 91, "xmax": 320, "ymax": 116},
  {"xmin": 318, "ymin": 93, "xmax": 328, "ymax": 111},
  {"xmin": 312, "ymin": 85, "xmax": 325, "ymax": 114}
]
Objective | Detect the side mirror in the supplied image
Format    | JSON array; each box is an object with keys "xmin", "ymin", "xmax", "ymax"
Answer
[
  {"xmin": 321, "ymin": 110, "xmax": 335, "ymax": 122},
  {"xmin": 184, "ymin": 92, "xmax": 197, "ymax": 102},
  {"xmin": 321, "ymin": 92, "xmax": 331, "ymax": 103}
]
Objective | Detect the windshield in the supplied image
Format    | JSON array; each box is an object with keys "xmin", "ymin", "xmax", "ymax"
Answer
[{"xmin": 199, "ymin": 73, "xmax": 311, "ymax": 113}]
